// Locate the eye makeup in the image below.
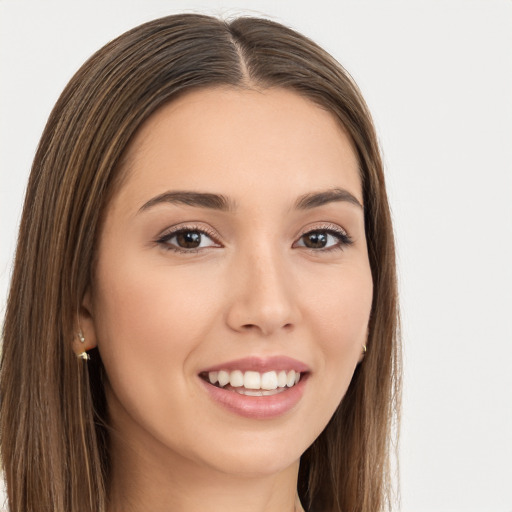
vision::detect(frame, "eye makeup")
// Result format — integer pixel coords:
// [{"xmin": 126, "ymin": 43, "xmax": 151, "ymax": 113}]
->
[
  {"xmin": 294, "ymin": 225, "xmax": 353, "ymax": 252},
  {"xmin": 155, "ymin": 224, "xmax": 222, "ymax": 253},
  {"xmin": 154, "ymin": 221, "xmax": 353, "ymax": 255}
]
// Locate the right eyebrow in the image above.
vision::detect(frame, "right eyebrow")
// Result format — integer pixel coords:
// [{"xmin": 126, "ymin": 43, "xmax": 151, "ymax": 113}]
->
[
  {"xmin": 294, "ymin": 188, "xmax": 363, "ymax": 210},
  {"xmin": 138, "ymin": 191, "xmax": 235, "ymax": 214}
]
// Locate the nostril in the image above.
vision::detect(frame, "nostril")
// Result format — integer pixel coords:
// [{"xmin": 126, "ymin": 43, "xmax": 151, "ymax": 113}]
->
[
  {"xmin": 240, "ymin": 323, "xmax": 259, "ymax": 333},
  {"xmin": 240, "ymin": 322, "xmax": 293, "ymax": 335}
]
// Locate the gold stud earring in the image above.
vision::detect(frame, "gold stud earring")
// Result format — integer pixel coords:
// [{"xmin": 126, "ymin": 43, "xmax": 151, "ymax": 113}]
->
[
  {"xmin": 77, "ymin": 330, "xmax": 89, "ymax": 360},
  {"xmin": 362, "ymin": 344, "xmax": 367, "ymax": 354},
  {"xmin": 78, "ymin": 351, "xmax": 90, "ymax": 361}
]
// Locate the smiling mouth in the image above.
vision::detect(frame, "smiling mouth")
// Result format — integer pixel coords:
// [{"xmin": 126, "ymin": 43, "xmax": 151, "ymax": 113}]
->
[{"xmin": 200, "ymin": 369, "xmax": 303, "ymax": 396}]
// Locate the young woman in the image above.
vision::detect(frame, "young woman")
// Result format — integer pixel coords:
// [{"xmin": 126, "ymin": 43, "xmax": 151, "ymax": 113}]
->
[{"xmin": 0, "ymin": 13, "xmax": 401, "ymax": 512}]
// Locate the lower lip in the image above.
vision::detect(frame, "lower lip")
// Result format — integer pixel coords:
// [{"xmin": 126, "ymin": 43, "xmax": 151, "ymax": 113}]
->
[{"xmin": 200, "ymin": 375, "xmax": 308, "ymax": 419}]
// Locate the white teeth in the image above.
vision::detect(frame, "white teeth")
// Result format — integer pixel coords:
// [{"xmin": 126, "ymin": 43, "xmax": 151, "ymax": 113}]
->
[
  {"xmin": 230, "ymin": 370, "xmax": 244, "ymax": 388},
  {"xmin": 218, "ymin": 370, "xmax": 230, "ymax": 387},
  {"xmin": 244, "ymin": 371, "xmax": 261, "ymax": 390},
  {"xmin": 261, "ymin": 371, "xmax": 278, "ymax": 390},
  {"xmin": 277, "ymin": 370, "xmax": 287, "ymax": 388},
  {"xmin": 206, "ymin": 369, "xmax": 303, "ymax": 391}
]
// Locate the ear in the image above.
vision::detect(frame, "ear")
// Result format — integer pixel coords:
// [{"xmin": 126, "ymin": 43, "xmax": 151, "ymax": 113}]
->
[{"xmin": 72, "ymin": 289, "xmax": 98, "ymax": 356}]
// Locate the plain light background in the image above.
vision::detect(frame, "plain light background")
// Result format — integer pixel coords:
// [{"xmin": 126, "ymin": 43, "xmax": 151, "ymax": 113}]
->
[{"xmin": 1, "ymin": 1, "xmax": 511, "ymax": 511}]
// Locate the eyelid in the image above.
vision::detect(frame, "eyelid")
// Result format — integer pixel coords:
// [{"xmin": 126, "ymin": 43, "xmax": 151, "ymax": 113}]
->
[
  {"xmin": 297, "ymin": 222, "xmax": 351, "ymax": 238},
  {"xmin": 155, "ymin": 223, "xmax": 222, "ymax": 252},
  {"xmin": 293, "ymin": 223, "xmax": 354, "ymax": 250},
  {"xmin": 153, "ymin": 221, "xmax": 353, "ymax": 253},
  {"xmin": 156, "ymin": 223, "xmax": 219, "ymax": 241}
]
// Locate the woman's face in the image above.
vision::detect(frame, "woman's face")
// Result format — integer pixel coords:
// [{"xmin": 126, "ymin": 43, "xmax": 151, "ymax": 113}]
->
[{"xmin": 84, "ymin": 87, "xmax": 373, "ymax": 477}]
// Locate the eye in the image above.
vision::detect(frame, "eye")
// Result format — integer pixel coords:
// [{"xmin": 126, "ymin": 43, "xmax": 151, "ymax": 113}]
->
[
  {"xmin": 294, "ymin": 228, "xmax": 353, "ymax": 251},
  {"xmin": 156, "ymin": 227, "xmax": 220, "ymax": 252}
]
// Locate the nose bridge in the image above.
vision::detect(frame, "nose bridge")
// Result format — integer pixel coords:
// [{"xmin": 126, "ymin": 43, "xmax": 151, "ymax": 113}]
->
[{"xmin": 226, "ymin": 239, "xmax": 298, "ymax": 335}]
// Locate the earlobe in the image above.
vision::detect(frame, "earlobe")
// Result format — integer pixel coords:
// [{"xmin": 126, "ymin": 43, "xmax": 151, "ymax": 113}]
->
[
  {"xmin": 358, "ymin": 328, "xmax": 370, "ymax": 363},
  {"xmin": 72, "ymin": 289, "xmax": 98, "ymax": 357},
  {"xmin": 358, "ymin": 343, "xmax": 367, "ymax": 363}
]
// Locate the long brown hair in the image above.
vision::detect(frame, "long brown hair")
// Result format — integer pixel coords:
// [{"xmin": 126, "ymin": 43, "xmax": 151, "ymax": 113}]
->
[{"xmin": 1, "ymin": 13, "xmax": 401, "ymax": 512}]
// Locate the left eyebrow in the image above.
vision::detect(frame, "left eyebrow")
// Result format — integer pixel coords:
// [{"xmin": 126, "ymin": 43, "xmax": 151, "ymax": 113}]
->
[
  {"xmin": 294, "ymin": 188, "xmax": 363, "ymax": 210},
  {"xmin": 138, "ymin": 191, "xmax": 235, "ymax": 213}
]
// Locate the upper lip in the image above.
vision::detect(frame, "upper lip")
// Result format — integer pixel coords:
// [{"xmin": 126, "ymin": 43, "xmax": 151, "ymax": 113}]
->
[{"xmin": 199, "ymin": 356, "xmax": 310, "ymax": 374}]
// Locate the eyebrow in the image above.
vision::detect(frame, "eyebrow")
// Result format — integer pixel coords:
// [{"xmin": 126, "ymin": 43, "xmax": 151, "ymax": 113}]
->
[
  {"xmin": 294, "ymin": 188, "xmax": 363, "ymax": 210},
  {"xmin": 138, "ymin": 187, "xmax": 363, "ymax": 214},
  {"xmin": 138, "ymin": 191, "xmax": 234, "ymax": 213}
]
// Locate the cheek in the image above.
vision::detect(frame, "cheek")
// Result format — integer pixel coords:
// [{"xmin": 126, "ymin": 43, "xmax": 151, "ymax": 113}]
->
[
  {"xmin": 307, "ymin": 262, "xmax": 372, "ymax": 347},
  {"xmin": 304, "ymin": 263, "xmax": 372, "ymax": 416},
  {"xmin": 95, "ymin": 246, "xmax": 216, "ymax": 336},
  {"xmin": 91, "ymin": 251, "xmax": 219, "ymax": 405}
]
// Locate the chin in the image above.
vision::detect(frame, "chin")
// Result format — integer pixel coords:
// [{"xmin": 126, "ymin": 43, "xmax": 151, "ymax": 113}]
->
[
  {"xmin": 186, "ymin": 426, "xmax": 313, "ymax": 479},
  {"xmin": 208, "ymin": 449, "xmax": 301, "ymax": 479}
]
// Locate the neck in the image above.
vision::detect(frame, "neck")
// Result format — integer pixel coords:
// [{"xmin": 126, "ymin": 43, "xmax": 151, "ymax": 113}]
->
[{"xmin": 108, "ymin": 430, "xmax": 304, "ymax": 512}]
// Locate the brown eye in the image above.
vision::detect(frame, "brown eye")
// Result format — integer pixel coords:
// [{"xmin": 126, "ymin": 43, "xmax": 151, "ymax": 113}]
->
[
  {"xmin": 294, "ymin": 228, "xmax": 353, "ymax": 251},
  {"xmin": 301, "ymin": 231, "xmax": 328, "ymax": 248},
  {"xmin": 157, "ymin": 228, "xmax": 219, "ymax": 252},
  {"xmin": 176, "ymin": 231, "xmax": 202, "ymax": 248}
]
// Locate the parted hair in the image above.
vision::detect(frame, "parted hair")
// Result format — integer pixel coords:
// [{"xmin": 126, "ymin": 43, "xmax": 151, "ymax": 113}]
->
[{"xmin": 0, "ymin": 13, "xmax": 401, "ymax": 512}]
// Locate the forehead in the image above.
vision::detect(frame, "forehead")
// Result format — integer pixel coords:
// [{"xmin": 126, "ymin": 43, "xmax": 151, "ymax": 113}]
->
[{"xmin": 113, "ymin": 86, "xmax": 362, "ymax": 212}]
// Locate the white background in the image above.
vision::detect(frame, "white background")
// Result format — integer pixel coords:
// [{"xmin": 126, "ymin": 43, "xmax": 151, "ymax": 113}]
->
[{"xmin": 1, "ymin": 1, "xmax": 511, "ymax": 511}]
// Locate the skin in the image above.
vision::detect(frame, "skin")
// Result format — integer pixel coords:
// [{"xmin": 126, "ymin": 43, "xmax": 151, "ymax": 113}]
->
[{"xmin": 77, "ymin": 87, "xmax": 373, "ymax": 512}]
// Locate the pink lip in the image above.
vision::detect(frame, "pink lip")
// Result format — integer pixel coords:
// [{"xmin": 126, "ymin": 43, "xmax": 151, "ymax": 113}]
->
[
  {"xmin": 199, "ymin": 373, "xmax": 308, "ymax": 420},
  {"xmin": 200, "ymin": 355, "xmax": 310, "ymax": 373},
  {"xmin": 198, "ymin": 356, "xmax": 310, "ymax": 420}
]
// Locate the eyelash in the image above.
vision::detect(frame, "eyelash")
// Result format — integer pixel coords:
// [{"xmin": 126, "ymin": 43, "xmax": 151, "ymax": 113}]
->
[
  {"xmin": 155, "ymin": 224, "xmax": 220, "ymax": 254},
  {"xmin": 155, "ymin": 224, "xmax": 353, "ymax": 254},
  {"xmin": 294, "ymin": 226, "xmax": 354, "ymax": 253}
]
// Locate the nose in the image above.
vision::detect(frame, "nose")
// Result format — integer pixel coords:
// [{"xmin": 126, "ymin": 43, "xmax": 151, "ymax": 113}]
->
[{"xmin": 225, "ymin": 245, "xmax": 300, "ymax": 336}]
